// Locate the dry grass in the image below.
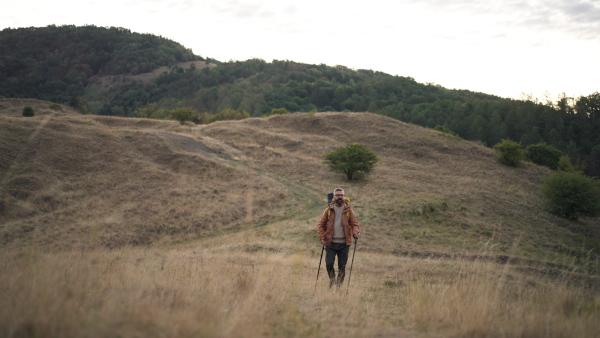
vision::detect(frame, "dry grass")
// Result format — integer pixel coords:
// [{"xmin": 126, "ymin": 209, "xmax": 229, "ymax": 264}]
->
[
  {"xmin": 0, "ymin": 99, "xmax": 294, "ymax": 251},
  {"xmin": 1, "ymin": 244, "xmax": 598, "ymax": 337},
  {"xmin": 1, "ymin": 99, "xmax": 600, "ymax": 336}
]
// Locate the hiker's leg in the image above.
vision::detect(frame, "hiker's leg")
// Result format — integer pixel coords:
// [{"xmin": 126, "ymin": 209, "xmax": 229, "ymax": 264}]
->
[
  {"xmin": 325, "ymin": 245, "xmax": 336, "ymax": 267},
  {"xmin": 336, "ymin": 244, "xmax": 350, "ymax": 284},
  {"xmin": 325, "ymin": 246, "xmax": 336, "ymax": 287}
]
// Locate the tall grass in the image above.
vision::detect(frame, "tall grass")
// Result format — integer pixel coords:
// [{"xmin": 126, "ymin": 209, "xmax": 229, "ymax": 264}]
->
[{"xmin": 1, "ymin": 245, "xmax": 598, "ymax": 337}]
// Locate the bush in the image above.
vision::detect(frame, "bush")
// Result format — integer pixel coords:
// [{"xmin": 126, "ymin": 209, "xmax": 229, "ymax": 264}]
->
[
  {"xmin": 270, "ymin": 108, "xmax": 290, "ymax": 115},
  {"xmin": 22, "ymin": 106, "xmax": 35, "ymax": 117},
  {"xmin": 526, "ymin": 143, "xmax": 563, "ymax": 169},
  {"xmin": 323, "ymin": 143, "xmax": 378, "ymax": 180},
  {"xmin": 48, "ymin": 103, "xmax": 62, "ymax": 111},
  {"xmin": 542, "ymin": 171, "xmax": 600, "ymax": 221},
  {"xmin": 493, "ymin": 139, "xmax": 525, "ymax": 166},
  {"xmin": 169, "ymin": 107, "xmax": 197, "ymax": 124}
]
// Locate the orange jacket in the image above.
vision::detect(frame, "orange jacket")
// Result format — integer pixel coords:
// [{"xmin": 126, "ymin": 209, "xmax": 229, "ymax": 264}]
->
[{"xmin": 317, "ymin": 201, "xmax": 360, "ymax": 246}]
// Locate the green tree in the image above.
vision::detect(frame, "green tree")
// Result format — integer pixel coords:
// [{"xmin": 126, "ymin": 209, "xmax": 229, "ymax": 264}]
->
[
  {"xmin": 323, "ymin": 143, "xmax": 378, "ymax": 180},
  {"xmin": 169, "ymin": 107, "xmax": 196, "ymax": 124},
  {"xmin": 21, "ymin": 106, "xmax": 35, "ymax": 117},
  {"xmin": 557, "ymin": 156, "xmax": 576, "ymax": 173},
  {"xmin": 525, "ymin": 143, "xmax": 563, "ymax": 170},
  {"xmin": 493, "ymin": 139, "xmax": 525, "ymax": 166},
  {"xmin": 521, "ymin": 126, "xmax": 542, "ymax": 146},
  {"xmin": 542, "ymin": 171, "xmax": 600, "ymax": 220}
]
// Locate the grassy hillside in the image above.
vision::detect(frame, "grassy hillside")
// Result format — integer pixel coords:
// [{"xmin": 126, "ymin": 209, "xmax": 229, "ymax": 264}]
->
[
  {"xmin": 1, "ymin": 98, "xmax": 599, "ymax": 337},
  {"xmin": 0, "ymin": 99, "xmax": 294, "ymax": 251}
]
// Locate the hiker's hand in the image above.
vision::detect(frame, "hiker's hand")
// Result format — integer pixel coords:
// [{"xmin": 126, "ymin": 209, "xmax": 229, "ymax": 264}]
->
[
  {"xmin": 353, "ymin": 232, "xmax": 360, "ymax": 239},
  {"xmin": 320, "ymin": 238, "xmax": 326, "ymax": 244}
]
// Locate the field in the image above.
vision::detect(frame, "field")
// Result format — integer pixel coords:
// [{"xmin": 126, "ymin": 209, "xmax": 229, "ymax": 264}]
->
[{"xmin": 1, "ymin": 99, "xmax": 599, "ymax": 337}]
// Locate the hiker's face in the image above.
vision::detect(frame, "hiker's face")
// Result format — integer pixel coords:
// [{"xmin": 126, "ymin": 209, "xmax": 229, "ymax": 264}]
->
[{"xmin": 334, "ymin": 192, "xmax": 344, "ymax": 204}]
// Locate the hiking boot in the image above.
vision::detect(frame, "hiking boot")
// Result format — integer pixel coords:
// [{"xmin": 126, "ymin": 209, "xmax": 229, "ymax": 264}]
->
[
  {"xmin": 337, "ymin": 266, "xmax": 346, "ymax": 286},
  {"xmin": 326, "ymin": 265, "xmax": 336, "ymax": 288}
]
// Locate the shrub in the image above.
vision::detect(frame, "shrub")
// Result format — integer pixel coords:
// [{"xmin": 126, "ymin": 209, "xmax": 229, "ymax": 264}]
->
[
  {"xmin": 22, "ymin": 106, "xmax": 35, "ymax": 117},
  {"xmin": 493, "ymin": 139, "xmax": 525, "ymax": 166},
  {"xmin": 542, "ymin": 171, "xmax": 600, "ymax": 221},
  {"xmin": 48, "ymin": 103, "xmax": 63, "ymax": 111},
  {"xmin": 323, "ymin": 143, "xmax": 378, "ymax": 180},
  {"xmin": 526, "ymin": 143, "xmax": 563, "ymax": 169},
  {"xmin": 270, "ymin": 108, "xmax": 290, "ymax": 115},
  {"xmin": 169, "ymin": 107, "xmax": 197, "ymax": 124}
]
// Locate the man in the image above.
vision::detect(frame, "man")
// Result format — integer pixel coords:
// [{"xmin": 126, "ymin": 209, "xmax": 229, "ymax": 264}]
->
[{"xmin": 317, "ymin": 188, "xmax": 360, "ymax": 287}]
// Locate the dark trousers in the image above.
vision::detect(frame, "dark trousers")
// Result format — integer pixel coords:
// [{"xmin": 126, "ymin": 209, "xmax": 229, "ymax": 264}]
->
[{"xmin": 325, "ymin": 243, "xmax": 350, "ymax": 286}]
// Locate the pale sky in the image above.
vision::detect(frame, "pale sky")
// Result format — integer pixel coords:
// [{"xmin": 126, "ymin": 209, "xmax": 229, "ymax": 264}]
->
[{"xmin": 1, "ymin": 0, "xmax": 599, "ymax": 101}]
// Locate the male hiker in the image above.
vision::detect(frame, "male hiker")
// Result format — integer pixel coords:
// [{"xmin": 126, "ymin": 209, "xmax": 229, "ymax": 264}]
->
[{"xmin": 317, "ymin": 188, "xmax": 360, "ymax": 287}]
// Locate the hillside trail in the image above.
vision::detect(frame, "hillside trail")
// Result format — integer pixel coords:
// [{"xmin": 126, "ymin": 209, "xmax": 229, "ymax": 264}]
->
[{"xmin": 0, "ymin": 111, "xmax": 57, "ymax": 193}]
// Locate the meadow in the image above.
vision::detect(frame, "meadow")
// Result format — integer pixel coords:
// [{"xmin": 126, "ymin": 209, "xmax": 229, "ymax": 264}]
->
[
  {"xmin": 1, "ymin": 99, "xmax": 599, "ymax": 337},
  {"xmin": 2, "ymin": 241, "xmax": 599, "ymax": 337}
]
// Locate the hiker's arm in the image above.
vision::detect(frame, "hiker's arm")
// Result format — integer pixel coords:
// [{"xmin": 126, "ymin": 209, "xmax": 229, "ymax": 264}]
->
[{"xmin": 316, "ymin": 210, "xmax": 328, "ymax": 241}]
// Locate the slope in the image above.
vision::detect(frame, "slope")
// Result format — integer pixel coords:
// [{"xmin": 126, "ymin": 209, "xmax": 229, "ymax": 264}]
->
[
  {"xmin": 201, "ymin": 112, "xmax": 599, "ymax": 267},
  {"xmin": 1, "ymin": 99, "xmax": 597, "ymax": 269},
  {"xmin": 0, "ymin": 99, "xmax": 296, "ymax": 251}
]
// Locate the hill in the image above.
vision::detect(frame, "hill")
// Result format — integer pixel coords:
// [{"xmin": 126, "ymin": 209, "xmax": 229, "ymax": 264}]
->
[
  {"xmin": 0, "ymin": 25, "xmax": 203, "ymax": 104},
  {"xmin": 2, "ymin": 25, "xmax": 599, "ymax": 176},
  {"xmin": 2, "ymin": 98, "xmax": 598, "ymax": 264},
  {"xmin": 1, "ymin": 98, "xmax": 599, "ymax": 337}
]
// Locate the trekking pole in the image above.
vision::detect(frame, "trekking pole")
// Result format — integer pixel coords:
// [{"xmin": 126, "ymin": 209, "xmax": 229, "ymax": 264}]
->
[
  {"xmin": 346, "ymin": 238, "xmax": 358, "ymax": 292},
  {"xmin": 315, "ymin": 245, "xmax": 325, "ymax": 289}
]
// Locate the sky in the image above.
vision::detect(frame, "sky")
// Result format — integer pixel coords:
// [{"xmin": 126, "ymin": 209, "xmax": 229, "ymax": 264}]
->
[{"xmin": 1, "ymin": 0, "xmax": 599, "ymax": 101}]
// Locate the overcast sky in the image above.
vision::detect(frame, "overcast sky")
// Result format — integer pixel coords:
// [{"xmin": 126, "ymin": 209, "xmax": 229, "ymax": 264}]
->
[{"xmin": 1, "ymin": 0, "xmax": 599, "ymax": 101}]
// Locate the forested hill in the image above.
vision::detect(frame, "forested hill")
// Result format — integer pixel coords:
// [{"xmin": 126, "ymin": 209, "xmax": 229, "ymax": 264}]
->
[
  {"xmin": 0, "ymin": 25, "xmax": 202, "ymax": 103},
  {"xmin": 1, "ymin": 25, "xmax": 599, "ymax": 175}
]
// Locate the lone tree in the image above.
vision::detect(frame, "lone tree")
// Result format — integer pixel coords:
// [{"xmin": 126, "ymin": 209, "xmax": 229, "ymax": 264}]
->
[
  {"xmin": 323, "ymin": 142, "xmax": 378, "ymax": 180},
  {"xmin": 22, "ymin": 106, "xmax": 35, "ymax": 117}
]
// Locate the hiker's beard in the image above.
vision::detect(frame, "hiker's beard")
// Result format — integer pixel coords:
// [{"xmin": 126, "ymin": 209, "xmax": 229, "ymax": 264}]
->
[{"xmin": 335, "ymin": 198, "xmax": 344, "ymax": 206}]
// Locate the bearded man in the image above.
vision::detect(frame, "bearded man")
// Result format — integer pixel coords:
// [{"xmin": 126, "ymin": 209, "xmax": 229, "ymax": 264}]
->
[{"xmin": 317, "ymin": 188, "xmax": 361, "ymax": 287}]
